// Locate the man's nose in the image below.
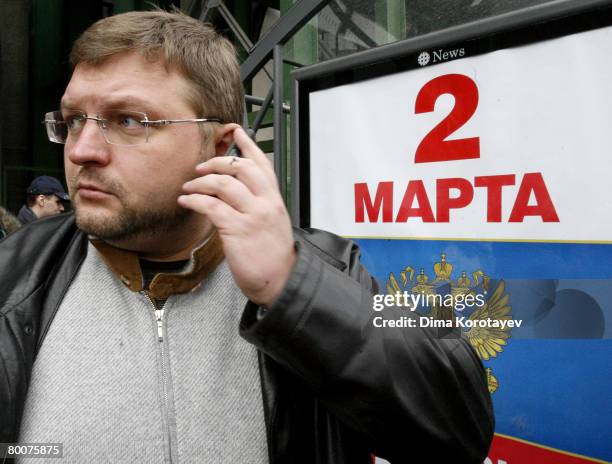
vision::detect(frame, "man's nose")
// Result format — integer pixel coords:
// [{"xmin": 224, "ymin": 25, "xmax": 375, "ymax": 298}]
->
[{"xmin": 66, "ymin": 120, "xmax": 111, "ymax": 166}]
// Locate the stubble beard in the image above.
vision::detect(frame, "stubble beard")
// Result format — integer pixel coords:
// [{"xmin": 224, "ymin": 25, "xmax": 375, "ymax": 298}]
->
[
  {"xmin": 74, "ymin": 197, "xmax": 190, "ymax": 243},
  {"xmin": 70, "ymin": 172, "xmax": 190, "ymax": 243}
]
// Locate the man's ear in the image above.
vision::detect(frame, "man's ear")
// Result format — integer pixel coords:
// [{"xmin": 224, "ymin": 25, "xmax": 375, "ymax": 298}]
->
[
  {"xmin": 36, "ymin": 195, "xmax": 46, "ymax": 207},
  {"xmin": 213, "ymin": 123, "xmax": 241, "ymax": 157}
]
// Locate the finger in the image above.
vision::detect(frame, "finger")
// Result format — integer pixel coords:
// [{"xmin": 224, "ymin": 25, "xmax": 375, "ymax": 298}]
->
[
  {"xmin": 233, "ymin": 128, "xmax": 278, "ymax": 185},
  {"xmin": 177, "ymin": 193, "xmax": 239, "ymax": 229},
  {"xmin": 182, "ymin": 174, "xmax": 252, "ymax": 213},
  {"xmin": 195, "ymin": 156, "xmax": 274, "ymax": 197}
]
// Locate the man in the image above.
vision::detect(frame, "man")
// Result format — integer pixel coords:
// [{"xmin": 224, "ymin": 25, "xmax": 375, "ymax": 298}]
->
[
  {"xmin": 0, "ymin": 10, "xmax": 493, "ymax": 463},
  {"xmin": 17, "ymin": 175, "xmax": 69, "ymax": 224}
]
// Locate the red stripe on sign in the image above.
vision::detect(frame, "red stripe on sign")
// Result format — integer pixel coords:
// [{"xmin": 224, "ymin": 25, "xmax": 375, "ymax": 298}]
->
[{"xmin": 488, "ymin": 434, "xmax": 610, "ymax": 464}]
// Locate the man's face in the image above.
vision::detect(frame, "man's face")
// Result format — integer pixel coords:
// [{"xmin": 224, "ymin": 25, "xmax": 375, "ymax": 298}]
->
[
  {"xmin": 38, "ymin": 194, "xmax": 64, "ymax": 218},
  {"xmin": 62, "ymin": 52, "xmax": 210, "ymax": 243}
]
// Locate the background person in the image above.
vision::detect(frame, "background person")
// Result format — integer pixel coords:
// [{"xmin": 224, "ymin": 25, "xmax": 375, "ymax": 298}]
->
[
  {"xmin": 17, "ymin": 175, "xmax": 70, "ymax": 224},
  {"xmin": 0, "ymin": 206, "xmax": 21, "ymax": 239}
]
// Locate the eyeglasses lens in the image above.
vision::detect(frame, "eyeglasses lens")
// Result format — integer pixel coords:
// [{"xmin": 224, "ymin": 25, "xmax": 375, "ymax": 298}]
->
[{"xmin": 44, "ymin": 110, "xmax": 149, "ymax": 146}]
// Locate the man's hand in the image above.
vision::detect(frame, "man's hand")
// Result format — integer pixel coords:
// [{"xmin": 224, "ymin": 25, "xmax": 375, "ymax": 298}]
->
[{"xmin": 178, "ymin": 127, "xmax": 296, "ymax": 306}]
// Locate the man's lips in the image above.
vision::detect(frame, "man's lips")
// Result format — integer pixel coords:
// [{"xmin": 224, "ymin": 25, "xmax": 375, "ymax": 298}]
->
[{"xmin": 76, "ymin": 182, "xmax": 113, "ymax": 200}]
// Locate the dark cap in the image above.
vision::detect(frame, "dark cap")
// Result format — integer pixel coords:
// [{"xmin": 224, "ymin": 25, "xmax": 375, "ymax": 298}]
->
[{"xmin": 27, "ymin": 176, "xmax": 70, "ymax": 201}]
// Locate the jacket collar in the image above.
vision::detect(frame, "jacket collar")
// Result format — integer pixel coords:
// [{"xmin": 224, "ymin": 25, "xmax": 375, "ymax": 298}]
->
[
  {"xmin": 90, "ymin": 231, "xmax": 224, "ymax": 300},
  {"xmin": 17, "ymin": 205, "xmax": 38, "ymax": 224}
]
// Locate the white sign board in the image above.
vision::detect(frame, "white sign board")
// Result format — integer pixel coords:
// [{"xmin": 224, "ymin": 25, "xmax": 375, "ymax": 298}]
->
[{"xmin": 309, "ymin": 25, "xmax": 612, "ymax": 243}]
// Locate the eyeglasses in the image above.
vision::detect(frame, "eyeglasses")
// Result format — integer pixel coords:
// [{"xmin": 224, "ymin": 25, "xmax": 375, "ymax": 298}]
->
[{"xmin": 43, "ymin": 109, "xmax": 223, "ymax": 146}]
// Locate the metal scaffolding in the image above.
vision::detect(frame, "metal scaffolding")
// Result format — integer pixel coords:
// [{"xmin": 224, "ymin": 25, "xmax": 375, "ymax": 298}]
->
[{"xmin": 197, "ymin": 0, "xmax": 330, "ymax": 200}]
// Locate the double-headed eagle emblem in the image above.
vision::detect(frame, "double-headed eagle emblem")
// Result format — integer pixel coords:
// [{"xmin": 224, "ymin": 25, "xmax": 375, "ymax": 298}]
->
[{"xmin": 386, "ymin": 253, "xmax": 512, "ymax": 393}]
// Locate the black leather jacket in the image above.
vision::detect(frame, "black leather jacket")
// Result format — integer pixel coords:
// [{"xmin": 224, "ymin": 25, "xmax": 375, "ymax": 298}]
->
[{"xmin": 0, "ymin": 213, "xmax": 494, "ymax": 463}]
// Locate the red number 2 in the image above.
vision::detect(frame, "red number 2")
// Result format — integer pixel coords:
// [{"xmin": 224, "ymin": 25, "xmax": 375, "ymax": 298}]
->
[{"xmin": 414, "ymin": 74, "xmax": 480, "ymax": 163}]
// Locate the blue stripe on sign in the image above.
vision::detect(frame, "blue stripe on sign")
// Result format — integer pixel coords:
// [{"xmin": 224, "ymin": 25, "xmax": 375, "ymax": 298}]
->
[
  {"xmin": 353, "ymin": 238, "xmax": 612, "ymax": 461},
  {"xmin": 354, "ymin": 239, "xmax": 612, "ymax": 339},
  {"xmin": 490, "ymin": 340, "xmax": 612, "ymax": 462},
  {"xmin": 353, "ymin": 239, "xmax": 612, "ymax": 280}
]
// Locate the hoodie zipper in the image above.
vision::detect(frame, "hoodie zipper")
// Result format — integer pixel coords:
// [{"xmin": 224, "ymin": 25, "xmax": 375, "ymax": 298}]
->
[{"xmin": 142, "ymin": 291, "xmax": 174, "ymax": 463}]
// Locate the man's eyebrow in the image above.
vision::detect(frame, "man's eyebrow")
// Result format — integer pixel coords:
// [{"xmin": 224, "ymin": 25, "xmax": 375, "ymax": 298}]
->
[
  {"xmin": 60, "ymin": 96, "xmax": 162, "ymax": 114},
  {"xmin": 100, "ymin": 96, "xmax": 161, "ymax": 112}
]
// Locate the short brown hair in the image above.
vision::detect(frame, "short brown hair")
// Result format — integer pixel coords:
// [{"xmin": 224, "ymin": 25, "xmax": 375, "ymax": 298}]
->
[{"xmin": 70, "ymin": 10, "xmax": 243, "ymax": 125}]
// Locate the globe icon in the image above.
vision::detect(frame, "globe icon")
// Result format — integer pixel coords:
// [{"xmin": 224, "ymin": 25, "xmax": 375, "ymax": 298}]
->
[{"xmin": 417, "ymin": 52, "xmax": 430, "ymax": 66}]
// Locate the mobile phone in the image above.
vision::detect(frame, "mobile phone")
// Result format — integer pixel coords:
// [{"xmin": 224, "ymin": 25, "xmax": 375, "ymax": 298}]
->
[{"xmin": 224, "ymin": 128, "xmax": 255, "ymax": 158}]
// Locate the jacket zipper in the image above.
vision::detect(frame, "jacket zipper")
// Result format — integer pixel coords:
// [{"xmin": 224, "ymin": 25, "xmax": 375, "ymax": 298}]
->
[
  {"xmin": 142, "ymin": 291, "xmax": 173, "ymax": 463},
  {"xmin": 150, "ymin": 297, "xmax": 164, "ymax": 342}
]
